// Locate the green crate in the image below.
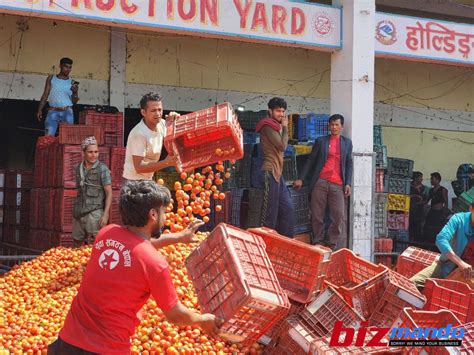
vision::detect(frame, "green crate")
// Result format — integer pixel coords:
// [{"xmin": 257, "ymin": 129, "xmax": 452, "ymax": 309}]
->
[{"xmin": 453, "ymin": 188, "xmax": 474, "ymax": 213}]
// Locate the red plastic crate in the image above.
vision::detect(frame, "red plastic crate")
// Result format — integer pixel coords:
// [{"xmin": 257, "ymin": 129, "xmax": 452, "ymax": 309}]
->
[
  {"xmin": 45, "ymin": 189, "xmax": 55, "ymax": 230},
  {"xmin": 387, "ymin": 211, "xmax": 409, "ymax": 230},
  {"xmin": 310, "ymin": 333, "xmax": 402, "ymax": 354},
  {"xmin": 423, "ymin": 278, "xmax": 474, "ymax": 323},
  {"xmin": 300, "ymin": 287, "xmax": 365, "ymax": 338},
  {"xmin": 110, "ymin": 147, "xmax": 126, "ymax": 188},
  {"xmin": 165, "ymin": 103, "xmax": 244, "ymax": 172},
  {"xmin": 58, "ymin": 124, "xmax": 104, "ymax": 145},
  {"xmin": 393, "ymin": 308, "xmax": 461, "ymax": 339},
  {"xmin": 375, "ymin": 169, "xmax": 384, "ymax": 193},
  {"xmin": 78, "ymin": 111, "xmax": 124, "ymax": 132},
  {"xmin": 375, "ymin": 255, "xmax": 392, "ymax": 269},
  {"xmin": 4, "ymin": 207, "xmax": 29, "ymax": 226},
  {"xmin": 5, "ymin": 170, "xmax": 33, "ymax": 189},
  {"xmin": 47, "ymin": 143, "xmax": 58, "ymax": 187},
  {"xmin": 30, "ymin": 229, "xmax": 51, "ymax": 251},
  {"xmin": 29, "ymin": 189, "xmax": 39, "ymax": 229},
  {"xmin": 396, "ymin": 247, "xmax": 440, "ymax": 279},
  {"xmin": 248, "ymin": 227, "xmax": 332, "ymax": 304},
  {"xmin": 266, "ymin": 316, "xmax": 320, "ymax": 355},
  {"xmin": 4, "ymin": 189, "xmax": 30, "ymax": 209},
  {"xmin": 369, "ymin": 270, "xmax": 426, "ymax": 328},
  {"xmin": 56, "ymin": 145, "xmax": 111, "ymax": 188},
  {"xmin": 374, "ymin": 237, "xmax": 393, "ymax": 253},
  {"xmin": 185, "ymin": 223, "xmax": 290, "ymax": 344},
  {"xmin": 324, "ymin": 248, "xmax": 389, "ymax": 319},
  {"xmin": 453, "ymin": 322, "xmax": 474, "ymax": 354},
  {"xmin": 3, "ymin": 225, "xmax": 30, "ymax": 247},
  {"xmin": 33, "ymin": 147, "xmax": 45, "ymax": 188},
  {"xmin": 109, "ymin": 189, "xmax": 123, "ymax": 226},
  {"xmin": 104, "ymin": 132, "xmax": 124, "ymax": 147},
  {"xmin": 259, "ymin": 300, "xmax": 305, "ymax": 346},
  {"xmin": 55, "ymin": 189, "xmax": 77, "ymax": 233},
  {"xmin": 50, "ymin": 232, "xmax": 74, "ymax": 248}
]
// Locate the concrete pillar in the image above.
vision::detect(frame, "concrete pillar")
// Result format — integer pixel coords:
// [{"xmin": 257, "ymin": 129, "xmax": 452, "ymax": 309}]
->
[
  {"xmin": 110, "ymin": 30, "xmax": 126, "ymax": 112},
  {"xmin": 331, "ymin": 0, "xmax": 376, "ymax": 260}
]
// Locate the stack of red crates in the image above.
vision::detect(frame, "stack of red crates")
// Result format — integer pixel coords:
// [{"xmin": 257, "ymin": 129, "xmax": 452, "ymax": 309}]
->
[
  {"xmin": 2, "ymin": 170, "xmax": 33, "ymax": 248},
  {"xmin": 29, "ymin": 111, "xmax": 125, "ymax": 250}
]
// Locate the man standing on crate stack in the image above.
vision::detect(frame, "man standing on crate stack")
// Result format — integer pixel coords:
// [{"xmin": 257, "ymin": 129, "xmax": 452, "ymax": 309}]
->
[
  {"xmin": 410, "ymin": 201, "xmax": 474, "ymax": 288},
  {"xmin": 123, "ymin": 92, "xmax": 180, "ymax": 183},
  {"xmin": 293, "ymin": 114, "xmax": 353, "ymax": 250},
  {"xmin": 36, "ymin": 57, "xmax": 79, "ymax": 136},
  {"xmin": 72, "ymin": 136, "xmax": 112, "ymax": 247},
  {"xmin": 255, "ymin": 97, "xmax": 295, "ymax": 237}
]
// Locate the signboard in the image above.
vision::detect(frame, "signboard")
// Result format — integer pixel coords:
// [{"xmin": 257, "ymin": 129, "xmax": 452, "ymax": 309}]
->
[
  {"xmin": 0, "ymin": 0, "xmax": 342, "ymax": 50},
  {"xmin": 375, "ymin": 12, "xmax": 473, "ymax": 66},
  {"xmin": 0, "ymin": 1, "xmax": 472, "ymax": 66}
]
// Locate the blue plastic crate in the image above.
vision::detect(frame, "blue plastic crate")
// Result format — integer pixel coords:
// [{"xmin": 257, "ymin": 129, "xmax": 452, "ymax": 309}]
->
[
  {"xmin": 387, "ymin": 157, "xmax": 414, "ymax": 178},
  {"xmin": 229, "ymin": 188, "xmax": 245, "ymax": 227},
  {"xmin": 234, "ymin": 144, "xmax": 255, "ymax": 188},
  {"xmin": 374, "ymin": 145, "xmax": 388, "ymax": 169},
  {"xmin": 388, "ymin": 230, "xmax": 409, "ymax": 253},
  {"xmin": 295, "ymin": 113, "xmax": 329, "ymax": 141},
  {"xmin": 237, "ymin": 110, "xmax": 267, "ymax": 131},
  {"xmin": 246, "ymin": 188, "xmax": 264, "ymax": 228},
  {"xmin": 243, "ymin": 131, "xmax": 260, "ymax": 144},
  {"xmin": 374, "ymin": 193, "xmax": 388, "ymax": 237},
  {"xmin": 284, "ymin": 145, "xmax": 295, "ymax": 157},
  {"xmin": 221, "ymin": 161, "xmax": 238, "ymax": 190},
  {"xmin": 289, "ymin": 186, "xmax": 310, "ymax": 233},
  {"xmin": 384, "ymin": 176, "xmax": 411, "ymax": 194},
  {"xmin": 283, "ymin": 154, "xmax": 298, "ymax": 183},
  {"xmin": 456, "ymin": 163, "xmax": 473, "ymax": 181},
  {"xmin": 373, "ymin": 125, "xmax": 383, "ymax": 146}
]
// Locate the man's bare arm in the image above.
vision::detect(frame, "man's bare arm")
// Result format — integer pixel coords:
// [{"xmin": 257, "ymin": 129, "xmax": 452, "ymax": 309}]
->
[{"xmin": 37, "ymin": 75, "xmax": 52, "ymax": 121}]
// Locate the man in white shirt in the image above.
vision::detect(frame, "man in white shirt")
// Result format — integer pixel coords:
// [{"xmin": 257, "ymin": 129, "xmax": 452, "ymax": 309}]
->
[{"xmin": 123, "ymin": 92, "xmax": 178, "ymax": 182}]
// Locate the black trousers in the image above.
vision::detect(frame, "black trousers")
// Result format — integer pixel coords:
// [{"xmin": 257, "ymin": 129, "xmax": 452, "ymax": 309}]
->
[{"xmin": 47, "ymin": 337, "xmax": 98, "ymax": 355}]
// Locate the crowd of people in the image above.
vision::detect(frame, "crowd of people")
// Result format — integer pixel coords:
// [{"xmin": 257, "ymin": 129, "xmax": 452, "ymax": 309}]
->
[
  {"xmin": 410, "ymin": 168, "xmax": 474, "ymax": 247},
  {"xmin": 34, "ymin": 57, "xmax": 472, "ymax": 353}
]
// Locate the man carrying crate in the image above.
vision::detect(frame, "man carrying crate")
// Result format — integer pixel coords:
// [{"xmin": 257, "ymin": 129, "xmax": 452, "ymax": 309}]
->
[
  {"xmin": 123, "ymin": 92, "xmax": 179, "ymax": 182},
  {"xmin": 72, "ymin": 136, "xmax": 113, "ymax": 247},
  {"xmin": 410, "ymin": 201, "xmax": 474, "ymax": 288},
  {"xmin": 49, "ymin": 181, "xmax": 221, "ymax": 354},
  {"xmin": 255, "ymin": 97, "xmax": 295, "ymax": 237}
]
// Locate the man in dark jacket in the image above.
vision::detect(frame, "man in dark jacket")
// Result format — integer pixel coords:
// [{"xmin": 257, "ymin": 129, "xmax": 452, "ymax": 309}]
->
[{"xmin": 293, "ymin": 114, "xmax": 353, "ymax": 249}]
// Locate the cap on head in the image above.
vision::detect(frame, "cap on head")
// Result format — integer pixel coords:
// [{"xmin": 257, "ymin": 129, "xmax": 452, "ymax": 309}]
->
[{"xmin": 81, "ymin": 136, "xmax": 98, "ymax": 151}]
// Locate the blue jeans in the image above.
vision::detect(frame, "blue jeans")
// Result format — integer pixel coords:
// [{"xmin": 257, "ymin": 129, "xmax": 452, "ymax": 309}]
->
[
  {"xmin": 260, "ymin": 171, "xmax": 295, "ymax": 237},
  {"xmin": 45, "ymin": 108, "xmax": 74, "ymax": 136}
]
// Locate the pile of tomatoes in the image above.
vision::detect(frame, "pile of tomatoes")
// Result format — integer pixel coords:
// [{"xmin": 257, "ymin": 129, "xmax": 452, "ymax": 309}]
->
[{"xmin": 1, "ymin": 163, "xmax": 263, "ymax": 354}]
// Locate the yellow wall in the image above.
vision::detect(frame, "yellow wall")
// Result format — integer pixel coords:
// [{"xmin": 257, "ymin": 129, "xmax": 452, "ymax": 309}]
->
[
  {"xmin": 383, "ymin": 127, "xmax": 474, "ymax": 180},
  {"xmin": 375, "ymin": 58, "xmax": 473, "ymax": 112},
  {"xmin": 0, "ymin": 15, "xmax": 110, "ymax": 80},
  {"xmin": 1, "ymin": 14, "xmax": 472, "ymax": 112},
  {"xmin": 125, "ymin": 33, "xmax": 332, "ymax": 98},
  {"xmin": 124, "ymin": 33, "xmax": 473, "ymax": 112}
]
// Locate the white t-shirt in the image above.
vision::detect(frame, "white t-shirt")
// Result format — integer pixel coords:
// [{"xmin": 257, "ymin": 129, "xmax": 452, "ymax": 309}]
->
[{"xmin": 123, "ymin": 119, "xmax": 167, "ymax": 181}]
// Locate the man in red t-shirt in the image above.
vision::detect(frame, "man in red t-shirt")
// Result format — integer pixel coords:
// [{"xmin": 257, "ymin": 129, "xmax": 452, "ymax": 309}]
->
[
  {"xmin": 48, "ymin": 180, "xmax": 221, "ymax": 354},
  {"xmin": 293, "ymin": 114, "xmax": 353, "ymax": 250}
]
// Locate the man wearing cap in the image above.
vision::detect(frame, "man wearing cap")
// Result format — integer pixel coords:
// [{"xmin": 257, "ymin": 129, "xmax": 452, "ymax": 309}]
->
[{"xmin": 72, "ymin": 136, "xmax": 112, "ymax": 247}]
